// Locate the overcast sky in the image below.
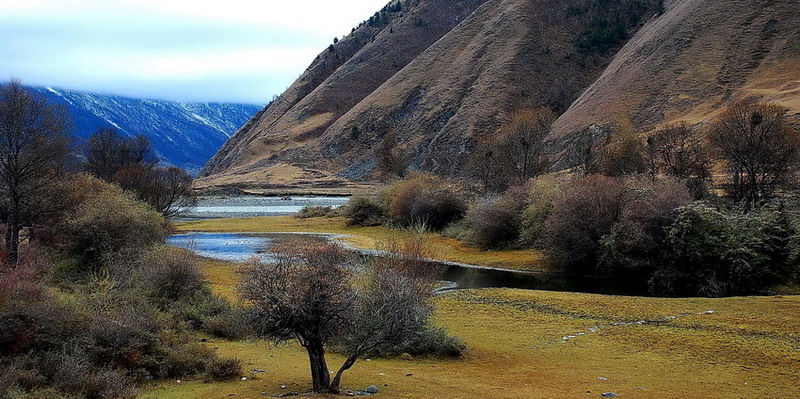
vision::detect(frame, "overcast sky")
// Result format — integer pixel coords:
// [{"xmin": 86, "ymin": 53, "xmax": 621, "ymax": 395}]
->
[{"xmin": 0, "ymin": 0, "xmax": 389, "ymax": 104}]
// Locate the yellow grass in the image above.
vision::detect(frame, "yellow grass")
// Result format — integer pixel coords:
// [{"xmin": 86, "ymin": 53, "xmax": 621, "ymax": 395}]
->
[
  {"xmin": 176, "ymin": 216, "xmax": 545, "ymax": 272},
  {"xmin": 143, "ymin": 257, "xmax": 800, "ymax": 399}
]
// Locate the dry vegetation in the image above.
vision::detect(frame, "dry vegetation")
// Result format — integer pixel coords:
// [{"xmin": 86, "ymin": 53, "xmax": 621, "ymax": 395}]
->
[{"xmin": 145, "ymin": 260, "xmax": 800, "ymax": 399}]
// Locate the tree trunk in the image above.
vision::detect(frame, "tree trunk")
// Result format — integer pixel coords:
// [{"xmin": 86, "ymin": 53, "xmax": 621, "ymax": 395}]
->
[
  {"xmin": 6, "ymin": 195, "xmax": 20, "ymax": 265},
  {"xmin": 330, "ymin": 353, "xmax": 359, "ymax": 393},
  {"xmin": 304, "ymin": 340, "xmax": 331, "ymax": 393},
  {"xmin": 8, "ymin": 220, "xmax": 19, "ymax": 265}
]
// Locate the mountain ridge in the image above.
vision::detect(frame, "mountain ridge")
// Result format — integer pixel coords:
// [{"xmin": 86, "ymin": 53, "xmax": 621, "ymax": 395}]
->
[
  {"xmin": 29, "ymin": 86, "xmax": 262, "ymax": 174},
  {"xmin": 199, "ymin": 0, "xmax": 800, "ymax": 191}
]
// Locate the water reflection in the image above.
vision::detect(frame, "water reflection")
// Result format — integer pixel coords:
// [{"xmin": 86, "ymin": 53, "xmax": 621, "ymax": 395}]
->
[{"xmin": 168, "ymin": 232, "xmax": 644, "ymax": 296}]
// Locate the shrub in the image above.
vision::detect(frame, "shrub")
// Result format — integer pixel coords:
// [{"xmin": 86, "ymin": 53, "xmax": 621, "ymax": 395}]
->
[
  {"xmin": 520, "ymin": 176, "xmax": 563, "ymax": 247},
  {"xmin": 203, "ymin": 357, "xmax": 243, "ymax": 382},
  {"xmin": 599, "ymin": 116, "xmax": 646, "ymax": 176},
  {"xmin": 294, "ymin": 205, "xmax": 334, "ymax": 218},
  {"xmin": 401, "ymin": 325, "xmax": 465, "ymax": 358},
  {"xmin": 464, "ymin": 188, "xmax": 527, "ymax": 250},
  {"xmin": 651, "ymin": 202, "xmax": 795, "ymax": 296},
  {"xmin": 383, "ymin": 174, "xmax": 466, "ymax": 230},
  {"xmin": 65, "ymin": 177, "xmax": 166, "ymax": 269},
  {"xmin": 599, "ymin": 177, "xmax": 692, "ymax": 278},
  {"xmin": 140, "ymin": 247, "xmax": 203, "ymax": 303},
  {"xmin": 545, "ymin": 175, "xmax": 627, "ymax": 274},
  {"xmin": 343, "ymin": 195, "xmax": 385, "ymax": 226}
]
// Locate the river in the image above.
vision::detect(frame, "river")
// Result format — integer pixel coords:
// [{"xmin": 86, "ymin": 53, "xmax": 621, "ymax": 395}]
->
[{"xmin": 167, "ymin": 231, "xmax": 644, "ymax": 295}]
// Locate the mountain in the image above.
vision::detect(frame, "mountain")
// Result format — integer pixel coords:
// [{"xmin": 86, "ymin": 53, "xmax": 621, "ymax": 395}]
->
[
  {"xmin": 29, "ymin": 86, "xmax": 262, "ymax": 174},
  {"xmin": 199, "ymin": 0, "xmax": 800, "ymax": 191},
  {"xmin": 547, "ymin": 0, "xmax": 800, "ymax": 162}
]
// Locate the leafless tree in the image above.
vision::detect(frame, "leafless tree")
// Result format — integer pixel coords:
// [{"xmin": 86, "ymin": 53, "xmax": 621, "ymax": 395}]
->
[
  {"xmin": 0, "ymin": 79, "xmax": 71, "ymax": 264},
  {"xmin": 467, "ymin": 108, "xmax": 555, "ymax": 190},
  {"xmin": 376, "ymin": 131, "xmax": 408, "ymax": 178},
  {"xmin": 496, "ymin": 108, "xmax": 556, "ymax": 185},
  {"xmin": 85, "ymin": 128, "xmax": 156, "ymax": 181},
  {"xmin": 707, "ymin": 100, "xmax": 800, "ymax": 210},
  {"xmin": 239, "ymin": 238, "xmax": 445, "ymax": 393},
  {"xmin": 646, "ymin": 122, "xmax": 711, "ymax": 198},
  {"xmin": 86, "ymin": 128, "xmax": 194, "ymax": 218},
  {"xmin": 466, "ymin": 139, "xmax": 504, "ymax": 193},
  {"xmin": 114, "ymin": 164, "xmax": 196, "ymax": 218}
]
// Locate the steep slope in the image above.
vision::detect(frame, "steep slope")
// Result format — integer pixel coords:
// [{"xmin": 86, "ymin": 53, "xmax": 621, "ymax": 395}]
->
[
  {"xmin": 202, "ymin": 0, "xmax": 487, "ymax": 183},
  {"xmin": 548, "ymin": 0, "xmax": 800, "ymax": 161},
  {"xmin": 31, "ymin": 86, "xmax": 261, "ymax": 173},
  {"xmin": 200, "ymin": 0, "xmax": 662, "ymax": 190}
]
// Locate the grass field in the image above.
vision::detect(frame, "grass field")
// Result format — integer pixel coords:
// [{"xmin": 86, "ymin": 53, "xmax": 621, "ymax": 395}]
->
[
  {"xmin": 165, "ymin": 216, "xmax": 800, "ymax": 398},
  {"xmin": 142, "ymin": 255, "xmax": 800, "ymax": 399},
  {"xmin": 176, "ymin": 216, "xmax": 545, "ymax": 272}
]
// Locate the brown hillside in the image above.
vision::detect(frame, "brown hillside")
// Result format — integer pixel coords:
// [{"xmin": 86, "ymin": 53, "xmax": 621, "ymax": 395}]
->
[
  {"xmin": 548, "ymin": 0, "xmax": 800, "ymax": 164},
  {"xmin": 204, "ymin": 0, "xmax": 800, "ymax": 190},
  {"xmin": 200, "ymin": 0, "xmax": 486, "ymax": 185},
  {"xmin": 198, "ymin": 0, "xmax": 662, "ymax": 190}
]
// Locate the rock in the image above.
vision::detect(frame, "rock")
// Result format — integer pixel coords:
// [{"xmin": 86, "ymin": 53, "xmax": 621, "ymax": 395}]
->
[
  {"xmin": 601, "ymin": 393, "xmax": 618, "ymax": 397},
  {"xmin": 366, "ymin": 385, "xmax": 379, "ymax": 394},
  {"xmin": 280, "ymin": 385, "xmax": 287, "ymax": 389},
  {"xmin": 399, "ymin": 353, "xmax": 414, "ymax": 360}
]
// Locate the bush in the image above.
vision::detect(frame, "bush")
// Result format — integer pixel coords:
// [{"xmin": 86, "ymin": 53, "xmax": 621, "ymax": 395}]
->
[
  {"xmin": 599, "ymin": 177, "xmax": 692, "ymax": 278},
  {"xmin": 294, "ymin": 205, "xmax": 334, "ymax": 218},
  {"xmin": 520, "ymin": 176, "xmax": 563, "ymax": 247},
  {"xmin": 402, "ymin": 325, "xmax": 465, "ymax": 358},
  {"xmin": 651, "ymin": 202, "xmax": 795, "ymax": 296},
  {"xmin": 65, "ymin": 177, "xmax": 166, "ymax": 269},
  {"xmin": 464, "ymin": 188, "xmax": 527, "ymax": 250},
  {"xmin": 545, "ymin": 175, "xmax": 627, "ymax": 274},
  {"xmin": 140, "ymin": 247, "xmax": 203, "ymax": 303},
  {"xmin": 343, "ymin": 195, "xmax": 386, "ymax": 226},
  {"xmin": 383, "ymin": 174, "xmax": 466, "ymax": 230},
  {"xmin": 203, "ymin": 357, "xmax": 242, "ymax": 382}
]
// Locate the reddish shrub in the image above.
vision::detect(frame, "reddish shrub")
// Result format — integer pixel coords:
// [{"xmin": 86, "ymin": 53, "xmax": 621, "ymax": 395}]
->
[{"xmin": 545, "ymin": 175, "xmax": 627, "ymax": 274}]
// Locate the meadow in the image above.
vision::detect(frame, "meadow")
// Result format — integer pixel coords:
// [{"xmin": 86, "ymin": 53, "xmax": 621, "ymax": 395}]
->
[{"xmin": 148, "ymin": 217, "xmax": 800, "ymax": 398}]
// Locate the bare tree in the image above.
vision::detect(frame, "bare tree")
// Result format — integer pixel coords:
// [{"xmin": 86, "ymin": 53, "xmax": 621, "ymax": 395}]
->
[
  {"xmin": 466, "ymin": 139, "xmax": 504, "ymax": 193},
  {"xmin": 86, "ymin": 128, "xmax": 194, "ymax": 218},
  {"xmin": 646, "ymin": 122, "xmax": 711, "ymax": 198},
  {"xmin": 239, "ymin": 238, "xmax": 448, "ymax": 393},
  {"xmin": 85, "ymin": 128, "xmax": 156, "ymax": 180},
  {"xmin": 708, "ymin": 100, "xmax": 800, "ymax": 210},
  {"xmin": 496, "ymin": 108, "xmax": 556, "ymax": 185},
  {"xmin": 467, "ymin": 108, "xmax": 555, "ymax": 190},
  {"xmin": 114, "ymin": 165, "xmax": 196, "ymax": 218},
  {"xmin": 376, "ymin": 131, "xmax": 408, "ymax": 178},
  {"xmin": 0, "ymin": 80, "xmax": 71, "ymax": 264}
]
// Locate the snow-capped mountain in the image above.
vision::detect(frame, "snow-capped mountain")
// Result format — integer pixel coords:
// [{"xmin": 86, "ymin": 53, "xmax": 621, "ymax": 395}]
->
[{"xmin": 28, "ymin": 86, "xmax": 263, "ymax": 174}]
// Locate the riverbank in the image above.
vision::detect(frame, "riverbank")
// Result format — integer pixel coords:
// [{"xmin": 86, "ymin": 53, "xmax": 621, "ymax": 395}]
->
[
  {"xmin": 144, "ymin": 256, "xmax": 800, "ymax": 399},
  {"xmin": 175, "ymin": 216, "xmax": 546, "ymax": 272}
]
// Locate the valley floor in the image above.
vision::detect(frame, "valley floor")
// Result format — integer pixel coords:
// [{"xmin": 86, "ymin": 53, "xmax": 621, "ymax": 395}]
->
[{"xmin": 155, "ymin": 217, "xmax": 800, "ymax": 398}]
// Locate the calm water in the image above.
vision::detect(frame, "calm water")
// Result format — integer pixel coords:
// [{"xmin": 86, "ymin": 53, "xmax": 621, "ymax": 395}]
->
[
  {"xmin": 168, "ymin": 232, "xmax": 641, "ymax": 295},
  {"xmin": 179, "ymin": 196, "xmax": 350, "ymax": 220}
]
